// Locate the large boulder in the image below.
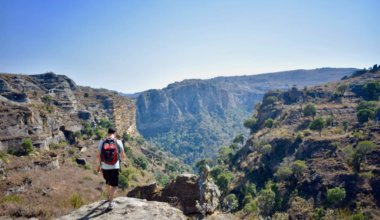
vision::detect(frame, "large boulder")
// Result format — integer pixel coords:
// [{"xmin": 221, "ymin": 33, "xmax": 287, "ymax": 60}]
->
[
  {"xmin": 128, "ymin": 173, "xmax": 221, "ymax": 215},
  {"xmin": 57, "ymin": 197, "xmax": 188, "ymax": 220}
]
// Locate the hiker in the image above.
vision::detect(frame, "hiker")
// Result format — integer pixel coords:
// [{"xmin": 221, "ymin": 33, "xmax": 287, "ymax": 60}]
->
[{"xmin": 96, "ymin": 127, "xmax": 125, "ymax": 210}]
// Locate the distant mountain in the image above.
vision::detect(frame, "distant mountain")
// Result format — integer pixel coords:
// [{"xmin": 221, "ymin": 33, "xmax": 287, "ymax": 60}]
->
[{"xmin": 135, "ymin": 68, "xmax": 357, "ymax": 164}]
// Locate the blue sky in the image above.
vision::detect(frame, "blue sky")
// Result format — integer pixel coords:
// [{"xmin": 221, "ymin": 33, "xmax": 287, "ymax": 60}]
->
[{"xmin": 1, "ymin": 0, "xmax": 379, "ymax": 93}]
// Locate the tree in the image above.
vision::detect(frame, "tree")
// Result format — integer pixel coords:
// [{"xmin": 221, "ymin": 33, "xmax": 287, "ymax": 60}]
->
[
  {"xmin": 309, "ymin": 118, "xmax": 325, "ymax": 136},
  {"xmin": 264, "ymin": 118, "xmax": 274, "ymax": 129},
  {"xmin": 232, "ymin": 134, "xmax": 244, "ymax": 144},
  {"xmin": 325, "ymin": 116, "xmax": 334, "ymax": 127},
  {"xmin": 326, "ymin": 187, "xmax": 346, "ymax": 207},
  {"xmin": 342, "ymin": 141, "xmax": 375, "ymax": 173},
  {"xmin": 223, "ymin": 194, "xmax": 239, "ymax": 212},
  {"xmin": 303, "ymin": 104, "xmax": 317, "ymax": 119},
  {"xmin": 275, "ymin": 165, "xmax": 293, "ymax": 181},
  {"xmin": 215, "ymin": 172, "xmax": 234, "ymax": 194},
  {"xmin": 291, "ymin": 160, "xmax": 307, "ymax": 179},
  {"xmin": 22, "ymin": 139, "xmax": 33, "ymax": 155},
  {"xmin": 263, "ymin": 95, "xmax": 278, "ymax": 106},
  {"xmin": 357, "ymin": 109, "xmax": 375, "ymax": 124},
  {"xmin": 362, "ymin": 81, "xmax": 380, "ymax": 100},
  {"xmin": 244, "ymin": 118, "xmax": 257, "ymax": 132},
  {"xmin": 257, "ymin": 188, "xmax": 276, "ymax": 216}
]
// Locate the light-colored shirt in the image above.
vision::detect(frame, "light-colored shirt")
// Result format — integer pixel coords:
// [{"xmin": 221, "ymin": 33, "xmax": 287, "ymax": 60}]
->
[{"xmin": 98, "ymin": 139, "xmax": 124, "ymax": 170}]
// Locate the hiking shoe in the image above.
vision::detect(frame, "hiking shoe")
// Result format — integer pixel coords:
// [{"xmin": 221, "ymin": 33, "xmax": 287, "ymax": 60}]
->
[{"xmin": 108, "ymin": 201, "xmax": 116, "ymax": 210}]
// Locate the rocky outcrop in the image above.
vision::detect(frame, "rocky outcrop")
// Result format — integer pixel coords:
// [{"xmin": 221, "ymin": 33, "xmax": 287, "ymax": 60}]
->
[
  {"xmin": 57, "ymin": 197, "xmax": 188, "ymax": 220},
  {"xmin": 135, "ymin": 68, "xmax": 356, "ymax": 163},
  {"xmin": 0, "ymin": 72, "xmax": 138, "ymax": 152},
  {"xmin": 128, "ymin": 173, "xmax": 221, "ymax": 215}
]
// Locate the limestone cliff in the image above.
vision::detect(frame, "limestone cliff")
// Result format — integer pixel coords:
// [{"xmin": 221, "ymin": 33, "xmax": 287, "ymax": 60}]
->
[
  {"xmin": 0, "ymin": 72, "xmax": 138, "ymax": 151},
  {"xmin": 135, "ymin": 68, "xmax": 357, "ymax": 164}
]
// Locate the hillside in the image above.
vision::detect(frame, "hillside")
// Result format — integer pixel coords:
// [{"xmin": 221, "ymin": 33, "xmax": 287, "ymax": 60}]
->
[
  {"xmin": 0, "ymin": 72, "xmax": 188, "ymax": 219},
  {"xmin": 205, "ymin": 66, "xmax": 380, "ymax": 219},
  {"xmin": 136, "ymin": 68, "xmax": 357, "ymax": 164}
]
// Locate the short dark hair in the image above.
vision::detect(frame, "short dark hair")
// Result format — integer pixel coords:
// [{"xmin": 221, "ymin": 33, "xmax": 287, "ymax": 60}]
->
[{"xmin": 108, "ymin": 127, "xmax": 116, "ymax": 134}]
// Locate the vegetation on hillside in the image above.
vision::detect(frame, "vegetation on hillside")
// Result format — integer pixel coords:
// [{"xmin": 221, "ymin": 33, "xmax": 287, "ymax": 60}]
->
[{"xmin": 195, "ymin": 66, "xmax": 380, "ymax": 219}]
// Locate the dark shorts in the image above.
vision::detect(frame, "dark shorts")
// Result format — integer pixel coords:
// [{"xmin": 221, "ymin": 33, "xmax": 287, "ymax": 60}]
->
[{"xmin": 102, "ymin": 169, "xmax": 119, "ymax": 187}]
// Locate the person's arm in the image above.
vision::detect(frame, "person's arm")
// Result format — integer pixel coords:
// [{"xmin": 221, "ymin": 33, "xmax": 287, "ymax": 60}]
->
[
  {"xmin": 96, "ymin": 141, "xmax": 103, "ymax": 173},
  {"xmin": 119, "ymin": 140, "xmax": 126, "ymax": 161}
]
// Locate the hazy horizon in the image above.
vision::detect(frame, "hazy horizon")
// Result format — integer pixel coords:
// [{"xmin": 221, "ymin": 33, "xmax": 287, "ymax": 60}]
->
[{"xmin": 1, "ymin": 0, "xmax": 379, "ymax": 93}]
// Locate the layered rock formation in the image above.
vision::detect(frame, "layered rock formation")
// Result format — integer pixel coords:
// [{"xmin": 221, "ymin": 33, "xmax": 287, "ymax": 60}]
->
[
  {"xmin": 0, "ymin": 72, "xmax": 138, "ymax": 150},
  {"xmin": 135, "ymin": 68, "xmax": 357, "ymax": 163}
]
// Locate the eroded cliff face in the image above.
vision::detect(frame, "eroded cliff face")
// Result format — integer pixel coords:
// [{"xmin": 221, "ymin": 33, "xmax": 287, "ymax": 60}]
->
[
  {"xmin": 0, "ymin": 72, "xmax": 138, "ymax": 150},
  {"xmin": 135, "ymin": 68, "xmax": 357, "ymax": 164}
]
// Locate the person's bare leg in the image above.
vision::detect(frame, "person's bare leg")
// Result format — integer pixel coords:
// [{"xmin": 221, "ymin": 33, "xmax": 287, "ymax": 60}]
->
[{"xmin": 109, "ymin": 186, "xmax": 117, "ymax": 202}]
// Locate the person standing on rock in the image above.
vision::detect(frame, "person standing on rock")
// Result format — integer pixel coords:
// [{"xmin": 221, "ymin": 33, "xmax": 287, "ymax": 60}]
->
[{"xmin": 96, "ymin": 127, "xmax": 125, "ymax": 210}]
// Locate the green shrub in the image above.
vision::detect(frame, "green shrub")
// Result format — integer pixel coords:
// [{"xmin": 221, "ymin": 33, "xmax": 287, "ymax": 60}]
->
[
  {"xmin": 264, "ymin": 118, "xmax": 274, "ymax": 129},
  {"xmin": 343, "ymin": 121, "xmax": 349, "ymax": 132},
  {"xmin": 303, "ymin": 104, "xmax": 317, "ymax": 119},
  {"xmin": 84, "ymin": 93, "xmax": 89, "ymax": 98},
  {"xmin": 259, "ymin": 144, "xmax": 272, "ymax": 155},
  {"xmin": 232, "ymin": 134, "xmax": 244, "ymax": 144},
  {"xmin": 94, "ymin": 128, "xmax": 106, "ymax": 140},
  {"xmin": 119, "ymin": 167, "xmax": 137, "ymax": 189},
  {"xmin": 263, "ymin": 95, "xmax": 278, "ymax": 106},
  {"xmin": 223, "ymin": 194, "xmax": 239, "ymax": 211},
  {"xmin": 357, "ymin": 109, "xmax": 375, "ymax": 124},
  {"xmin": 41, "ymin": 95, "xmax": 53, "ymax": 104},
  {"xmin": 1, "ymin": 195, "xmax": 23, "ymax": 204},
  {"xmin": 22, "ymin": 139, "xmax": 33, "ymax": 155},
  {"xmin": 154, "ymin": 171, "xmax": 170, "ymax": 186},
  {"xmin": 243, "ymin": 200, "xmax": 258, "ymax": 214},
  {"xmin": 98, "ymin": 118, "xmax": 113, "ymax": 129},
  {"xmin": 336, "ymin": 83, "xmax": 349, "ymax": 96},
  {"xmin": 292, "ymin": 160, "xmax": 307, "ymax": 179},
  {"xmin": 310, "ymin": 118, "xmax": 325, "ymax": 136},
  {"xmin": 361, "ymin": 81, "xmax": 380, "ymax": 100},
  {"xmin": 275, "ymin": 165, "xmax": 293, "ymax": 181},
  {"xmin": 326, "ymin": 187, "xmax": 346, "ymax": 207},
  {"xmin": 215, "ymin": 172, "xmax": 234, "ymax": 193},
  {"xmin": 244, "ymin": 118, "xmax": 257, "ymax": 131},
  {"xmin": 325, "ymin": 116, "xmax": 334, "ymax": 127},
  {"xmin": 257, "ymin": 188, "xmax": 276, "ymax": 216},
  {"xmin": 122, "ymin": 132, "xmax": 132, "ymax": 142},
  {"xmin": 312, "ymin": 207, "xmax": 325, "ymax": 220},
  {"xmin": 356, "ymin": 141, "xmax": 376, "ymax": 156},
  {"xmin": 350, "ymin": 212, "xmax": 367, "ymax": 220},
  {"xmin": 133, "ymin": 156, "xmax": 148, "ymax": 170},
  {"xmin": 69, "ymin": 192, "xmax": 84, "ymax": 209}
]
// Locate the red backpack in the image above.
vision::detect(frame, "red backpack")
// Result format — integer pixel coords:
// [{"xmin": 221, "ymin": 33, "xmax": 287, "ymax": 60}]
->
[{"xmin": 100, "ymin": 138, "xmax": 119, "ymax": 165}]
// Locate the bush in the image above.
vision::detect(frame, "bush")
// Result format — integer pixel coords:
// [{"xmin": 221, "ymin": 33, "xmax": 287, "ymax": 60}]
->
[
  {"xmin": 357, "ymin": 109, "xmax": 375, "ymax": 124},
  {"xmin": 292, "ymin": 160, "xmax": 307, "ymax": 178},
  {"xmin": 325, "ymin": 116, "xmax": 334, "ymax": 127},
  {"xmin": 264, "ymin": 118, "xmax": 274, "ymax": 129},
  {"xmin": 243, "ymin": 200, "xmax": 258, "ymax": 214},
  {"xmin": 257, "ymin": 188, "xmax": 276, "ymax": 216},
  {"xmin": 22, "ymin": 139, "xmax": 33, "ymax": 155},
  {"xmin": 154, "ymin": 171, "xmax": 170, "ymax": 186},
  {"xmin": 326, "ymin": 187, "xmax": 346, "ymax": 207},
  {"xmin": 232, "ymin": 134, "xmax": 244, "ymax": 144},
  {"xmin": 362, "ymin": 81, "xmax": 380, "ymax": 100},
  {"xmin": 244, "ymin": 118, "xmax": 257, "ymax": 131},
  {"xmin": 215, "ymin": 172, "xmax": 234, "ymax": 193},
  {"xmin": 94, "ymin": 128, "xmax": 106, "ymax": 140},
  {"xmin": 262, "ymin": 95, "xmax": 278, "ymax": 106},
  {"xmin": 69, "ymin": 192, "xmax": 84, "ymax": 209},
  {"xmin": 122, "ymin": 132, "xmax": 132, "ymax": 142},
  {"xmin": 309, "ymin": 118, "xmax": 325, "ymax": 136},
  {"xmin": 1, "ymin": 195, "xmax": 23, "ymax": 204},
  {"xmin": 119, "ymin": 167, "xmax": 137, "ymax": 189},
  {"xmin": 336, "ymin": 83, "xmax": 349, "ymax": 96},
  {"xmin": 133, "ymin": 156, "xmax": 148, "ymax": 170},
  {"xmin": 350, "ymin": 212, "xmax": 367, "ymax": 220},
  {"xmin": 303, "ymin": 104, "xmax": 317, "ymax": 118},
  {"xmin": 343, "ymin": 121, "xmax": 349, "ymax": 132},
  {"xmin": 223, "ymin": 194, "xmax": 239, "ymax": 212},
  {"xmin": 356, "ymin": 141, "xmax": 375, "ymax": 157},
  {"xmin": 275, "ymin": 165, "xmax": 293, "ymax": 181},
  {"xmin": 98, "ymin": 118, "xmax": 113, "ymax": 129},
  {"xmin": 259, "ymin": 144, "xmax": 272, "ymax": 155}
]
